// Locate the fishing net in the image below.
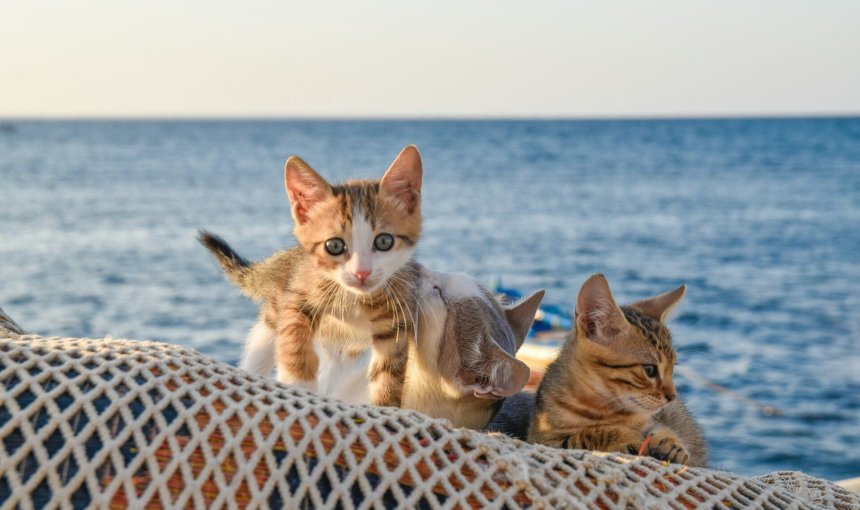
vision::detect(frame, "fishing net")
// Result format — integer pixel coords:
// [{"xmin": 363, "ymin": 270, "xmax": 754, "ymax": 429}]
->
[{"xmin": 1, "ymin": 308, "xmax": 857, "ymax": 509}]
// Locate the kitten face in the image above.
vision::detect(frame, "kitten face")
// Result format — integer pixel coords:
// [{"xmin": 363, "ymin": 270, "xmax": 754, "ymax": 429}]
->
[
  {"xmin": 574, "ymin": 274, "xmax": 685, "ymax": 415},
  {"xmin": 284, "ymin": 146, "xmax": 422, "ymax": 295},
  {"xmin": 297, "ymin": 187, "xmax": 418, "ymax": 294},
  {"xmin": 582, "ymin": 310, "xmax": 677, "ymax": 413},
  {"xmin": 418, "ymin": 269, "xmax": 543, "ymax": 399}
]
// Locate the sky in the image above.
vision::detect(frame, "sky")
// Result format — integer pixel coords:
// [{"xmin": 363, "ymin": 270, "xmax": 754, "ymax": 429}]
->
[{"xmin": 1, "ymin": 0, "xmax": 859, "ymax": 118}]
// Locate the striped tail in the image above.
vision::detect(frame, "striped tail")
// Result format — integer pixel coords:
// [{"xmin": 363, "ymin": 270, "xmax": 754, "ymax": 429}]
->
[{"xmin": 198, "ymin": 230, "xmax": 265, "ymax": 301}]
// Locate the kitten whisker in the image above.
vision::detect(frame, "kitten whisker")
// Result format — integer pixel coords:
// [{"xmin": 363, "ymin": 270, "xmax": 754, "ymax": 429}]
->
[
  {"xmin": 389, "ymin": 273, "xmax": 427, "ymax": 334},
  {"xmin": 383, "ymin": 286, "xmax": 401, "ymax": 341},
  {"xmin": 388, "ymin": 286, "xmax": 407, "ymax": 344},
  {"xmin": 392, "ymin": 282, "xmax": 417, "ymax": 340}
]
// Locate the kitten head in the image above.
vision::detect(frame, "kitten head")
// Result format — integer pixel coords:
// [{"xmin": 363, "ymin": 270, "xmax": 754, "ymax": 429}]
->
[
  {"xmin": 573, "ymin": 274, "xmax": 685, "ymax": 415},
  {"xmin": 284, "ymin": 145, "xmax": 422, "ymax": 295},
  {"xmin": 418, "ymin": 269, "xmax": 545, "ymax": 400}
]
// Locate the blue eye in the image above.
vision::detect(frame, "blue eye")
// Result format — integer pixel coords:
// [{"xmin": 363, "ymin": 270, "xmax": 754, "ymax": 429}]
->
[
  {"xmin": 325, "ymin": 238, "xmax": 345, "ymax": 256},
  {"xmin": 374, "ymin": 233, "xmax": 394, "ymax": 251},
  {"xmin": 643, "ymin": 365, "xmax": 658, "ymax": 378}
]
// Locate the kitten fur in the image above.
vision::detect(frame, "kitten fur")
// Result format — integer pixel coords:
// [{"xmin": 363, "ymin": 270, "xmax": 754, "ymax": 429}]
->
[
  {"xmin": 200, "ymin": 237, "xmax": 545, "ymax": 425},
  {"xmin": 485, "ymin": 391, "xmax": 536, "ymax": 440},
  {"xmin": 527, "ymin": 274, "xmax": 707, "ymax": 466},
  {"xmin": 201, "ymin": 145, "xmax": 423, "ymax": 407},
  {"xmin": 404, "ymin": 268, "xmax": 544, "ymax": 429}
]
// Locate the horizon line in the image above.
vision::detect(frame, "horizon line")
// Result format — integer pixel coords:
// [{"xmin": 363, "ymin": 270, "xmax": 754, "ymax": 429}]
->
[{"xmin": 2, "ymin": 112, "xmax": 860, "ymax": 123}]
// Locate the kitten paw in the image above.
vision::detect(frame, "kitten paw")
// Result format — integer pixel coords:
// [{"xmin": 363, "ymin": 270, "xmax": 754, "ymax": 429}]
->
[
  {"xmin": 564, "ymin": 426, "xmax": 644, "ymax": 455},
  {"xmin": 646, "ymin": 428, "xmax": 689, "ymax": 464},
  {"xmin": 603, "ymin": 427, "xmax": 646, "ymax": 456},
  {"xmin": 277, "ymin": 371, "xmax": 319, "ymax": 393}
]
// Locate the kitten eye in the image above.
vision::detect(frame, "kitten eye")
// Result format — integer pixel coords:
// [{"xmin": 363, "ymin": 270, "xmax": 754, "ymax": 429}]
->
[
  {"xmin": 374, "ymin": 233, "xmax": 394, "ymax": 251},
  {"xmin": 324, "ymin": 238, "xmax": 346, "ymax": 256},
  {"xmin": 643, "ymin": 364, "xmax": 658, "ymax": 378}
]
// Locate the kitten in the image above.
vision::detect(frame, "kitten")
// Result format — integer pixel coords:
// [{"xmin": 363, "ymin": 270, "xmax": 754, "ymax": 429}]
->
[
  {"xmin": 527, "ymin": 274, "xmax": 707, "ymax": 466},
  {"xmin": 200, "ymin": 235, "xmax": 546, "ymax": 424},
  {"xmin": 201, "ymin": 145, "xmax": 423, "ymax": 407},
  {"xmin": 404, "ymin": 268, "xmax": 544, "ymax": 429}
]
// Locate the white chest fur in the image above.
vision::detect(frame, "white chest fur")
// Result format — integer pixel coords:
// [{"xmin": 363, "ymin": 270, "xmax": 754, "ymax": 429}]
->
[{"xmin": 317, "ymin": 343, "xmax": 372, "ymax": 405}]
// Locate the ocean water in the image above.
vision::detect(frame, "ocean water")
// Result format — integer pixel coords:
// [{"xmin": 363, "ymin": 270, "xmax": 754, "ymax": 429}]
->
[{"xmin": 1, "ymin": 118, "xmax": 858, "ymax": 481}]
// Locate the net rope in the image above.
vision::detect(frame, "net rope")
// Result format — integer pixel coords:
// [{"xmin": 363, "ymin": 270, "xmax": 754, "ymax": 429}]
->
[{"xmin": 0, "ymin": 309, "xmax": 857, "ymax": 509}]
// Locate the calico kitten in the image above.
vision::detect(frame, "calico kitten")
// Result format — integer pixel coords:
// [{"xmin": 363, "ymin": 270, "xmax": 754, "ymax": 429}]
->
[
  {"xmin": 404, "ymin": 268, "xmax": 544, "ymax": 429},
  {"xmin": 528, "ymin": 274, "xmax": 707, "ymax": 466},
  {"xmin": 201, "ymin": 235, "xmax": 546, "ymax": 424},
  {"xmin": 201, "ymin": 145, "xmax": 423, "ymax": 407}
]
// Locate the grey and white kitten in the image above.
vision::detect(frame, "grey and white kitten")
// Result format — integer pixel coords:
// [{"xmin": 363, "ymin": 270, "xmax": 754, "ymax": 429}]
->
[{"xmin": 405, "ymin": 268, "xmax": 544, "ymax": 429}]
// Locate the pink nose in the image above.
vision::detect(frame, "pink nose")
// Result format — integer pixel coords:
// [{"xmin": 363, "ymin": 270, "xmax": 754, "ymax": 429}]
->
[{"xmin": 353, "ymin": 270, "xmax": 372, "ymax": 284}]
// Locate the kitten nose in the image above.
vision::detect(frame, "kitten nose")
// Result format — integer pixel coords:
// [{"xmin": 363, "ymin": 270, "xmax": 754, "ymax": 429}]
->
[
  {"xmin": 353, "ymin": 270, "xmax": 372, "ymax": 284},
  {"xmin": 662, "ymin": 380, "xmax": 677, "ymax": 402}
]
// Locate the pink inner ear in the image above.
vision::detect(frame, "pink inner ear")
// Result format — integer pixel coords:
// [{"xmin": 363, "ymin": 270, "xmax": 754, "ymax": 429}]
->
[
  {"xmin": 286, "ymin": 163, "xmax": 330, "ymax": 224},
  {"xmin": 380, "ymin": 146, "xmax": 422, "ymax": 213},
  {"xmin": 381, "ymin": 176, "xmax": 420, "ymax": 214},
  {"xmin": 574, "ymin": 274, "xmax": 630, "ymax": 342},
  {"xmin": 288, "ymin": 184, "xmax": 326, "ymax": 224}
]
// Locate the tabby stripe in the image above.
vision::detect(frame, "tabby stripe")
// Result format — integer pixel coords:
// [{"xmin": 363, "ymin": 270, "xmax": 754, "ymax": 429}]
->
[
  {"xmin": 609, "ymin": 377, "xmax": 649, "ymax": 390},
  {"xmin": 598, "ymin": 361, "xmax": 641, "ymax": 369},
  {"xmin": 370, "ymin": 310, "xmax": 394, "ymax": 322},
  {"xmin": 562, "ymin": 402, "xmax": 608, "ymax": 421},
  {"xmin": 367, "ymin": 353, "xmax": 407, "ymax": 382},
  {"xmin": 372, "ymin": 323, "xmax": 407, "ymax": 342},
  {"xmin": 394, "ymin": 235, "xmax": 415, "ymax": 246}
]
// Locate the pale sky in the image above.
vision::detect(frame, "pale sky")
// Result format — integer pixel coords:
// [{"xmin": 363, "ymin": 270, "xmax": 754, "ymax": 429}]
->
[{"xmin": 1, "ymin": 0, "xmax": 858, "ymax": 118}]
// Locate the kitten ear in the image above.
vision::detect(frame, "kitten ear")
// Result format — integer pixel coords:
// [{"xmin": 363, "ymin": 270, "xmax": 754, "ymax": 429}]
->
[
  {"xmin": 468, "ymin": 344, "xmax": 532, "ymax": 400},
  {"xmin": 628, "ymin": 284, "xmax": 686, "ymax": 323},
  {"xmin": 379, "ymin": 145, "xmax": 422, "ymax": 214},
  {"xmin": 504, "ymin": 290, "xmax": 545, "ymax": 349},
  {"xmin": 284, "ymin": 156, "xmax": 333, "ymax": 225},
  {"xmin": 575, "ymin": 274, "xmax": 629, "ymax": 343},
  {"xmin": 443, "ymin": 300, "xmax": 531, "ymax": 400}
]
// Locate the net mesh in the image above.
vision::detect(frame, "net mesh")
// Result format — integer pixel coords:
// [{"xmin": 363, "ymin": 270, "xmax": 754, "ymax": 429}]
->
[{"xmin": 1, "ymin": 312, "xmax": 857, "ymax": 509}]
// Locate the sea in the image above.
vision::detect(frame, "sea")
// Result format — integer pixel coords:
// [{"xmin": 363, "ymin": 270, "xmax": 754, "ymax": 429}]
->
[{"xmin": 1, "ymin": 118, "xmax": 858, "ymax": 481}]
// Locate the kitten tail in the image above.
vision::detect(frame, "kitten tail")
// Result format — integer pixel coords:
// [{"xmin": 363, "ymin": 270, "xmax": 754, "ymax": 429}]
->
[{"xmin": 198, "ymin": 230, "xmax": 263, "ymax": 301}]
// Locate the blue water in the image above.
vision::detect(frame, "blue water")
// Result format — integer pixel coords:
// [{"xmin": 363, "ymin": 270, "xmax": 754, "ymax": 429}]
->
[{"xmin": 1, "ymin": 119, "xmax": 858, "ymax": 481}]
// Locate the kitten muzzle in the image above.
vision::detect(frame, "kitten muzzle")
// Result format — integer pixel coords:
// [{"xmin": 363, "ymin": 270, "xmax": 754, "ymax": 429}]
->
[{"xmin": 353, "ymin": 270, "xmax": 372, "ymax": 285}]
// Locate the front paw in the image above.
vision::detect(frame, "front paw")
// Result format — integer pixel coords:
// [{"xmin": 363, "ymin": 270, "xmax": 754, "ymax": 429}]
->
[
  {"xmin": 604, "ymin": 427, "xmax": 648, "ymax": 456},
  {"xmin": 277, "ymin": 370, "xmax": 319, "ymax": 393},
  {"xmin": 564, "ymin": 426, "xmax": 645, "ymax": 456},
  {"xmin": 647, "ymin": 428, "xmax": 689, "ymax": 464}
]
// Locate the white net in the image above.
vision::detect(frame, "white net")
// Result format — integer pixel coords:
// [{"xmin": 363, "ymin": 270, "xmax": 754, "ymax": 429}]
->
[{"xmin": 0, "ymin": 311, "xmax": 857, "ymax": 509}]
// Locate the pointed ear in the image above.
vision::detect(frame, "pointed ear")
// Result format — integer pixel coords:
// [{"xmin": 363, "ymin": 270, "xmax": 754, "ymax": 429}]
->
[
  {"xmin": 575, "ymin": 274, "xmax": 629, "ymax": 344},
  {"xmin": 284, "ymin": 156, "xmax": 332, "ymax": 225},
  {"xmin": 379, "ymin": 145, "xmax": 422, "ymax": 214},
  {"xmin": 504, "ymin": 290, "xmax": 545, "ymax": 349},
  {"xmin": 468, "ymin": 345, "xmax": 531, "ymax": 400},
  {"xmin": 628, "ymin": 284, "xmax": 686, "ymax": 323}
]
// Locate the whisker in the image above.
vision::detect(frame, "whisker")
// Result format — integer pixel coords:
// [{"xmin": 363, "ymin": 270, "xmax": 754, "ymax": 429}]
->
[
  {"xmin": 383, "ymin": 286, "xmax": 400, "ymax": 338},
  {"xmin": 388, "ymin": 273, "xmax": 425, "ymax": 333}
]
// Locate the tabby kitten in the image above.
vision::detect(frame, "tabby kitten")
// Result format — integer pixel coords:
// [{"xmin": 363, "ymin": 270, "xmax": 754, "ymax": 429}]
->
[
  {"xmin": 528, "ymin": 274, "xmax": 707, "ymax": 466},
  {"xmin": 201, "ymin": 145, "xmax": 423, "ymax": 407}
]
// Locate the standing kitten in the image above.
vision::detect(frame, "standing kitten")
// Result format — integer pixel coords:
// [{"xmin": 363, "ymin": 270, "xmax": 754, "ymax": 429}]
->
[
  {"xmin": 404, "ymin": 268, "xmax": 544, "ymax": 429},
  {"xmin": 201, "ymin": 145, "xmax": 423, "ymax": 407},
  {"xmin": 199, "ymin": 240, "xmax": 545, "ymax": 425},
  {"xmin": 528, "ymin": 274, "xmax": 707, "ymax": 466}
]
